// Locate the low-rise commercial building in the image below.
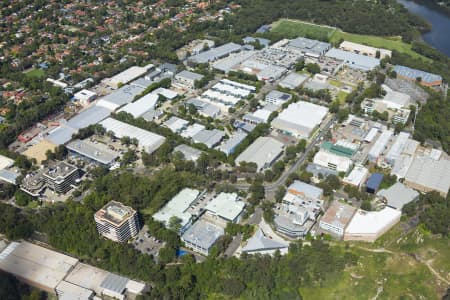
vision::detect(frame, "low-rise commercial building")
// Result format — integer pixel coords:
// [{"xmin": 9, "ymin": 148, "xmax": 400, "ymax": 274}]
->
[
  {"xmin": 181, "ymin": 219, "xmax": 224, "ymax": 256},
  {"xmin": 404, "ymin": 156, "xmax": 450, "ymax": 197},
  {"xmin": 265, "ymin": 90, "xmax": 292, "ymax": 106},
  {"xmin": 204, "ymin": 193, "xmax": 245, "ymax": 227},
  {"xmin": 188, "ymin": 42, "xmax": 242, "ymax": 64},
  {"xmin": 163, "ymin": 116, "xmax": 189, "ymax": 133},
  {"xmin": 192, "ymin": 129, "xmax": 225, "ymax": 148},
  {"xmin": 325, "ymin": 48, "xmax": 380, "ymax": 71},
  {"xmin": 241, "ymin": 228, "xmax": 288, "ymax": 255},
  {"xmin": 367, "ymin": 130, "xmax": 393, "ymax": 163},
  {"xmin": 393, "ymin": 65, "xmax": 442, "ymax": 87},
  {"xmin": 236, "ymin": 137, "xmax": 284, "ymax": 172},
  {"xmin": 103, "ymin": 64, "xmax": 153, "ymax": 89},
  {"xmin": 344, "ymin": 207, "xmax": 401, "ymax": 242},
  {"xmin": 343, "ymin": 165, "xmax": 369, "ymax": 188},
  {"xmin": 216, "ymin": 132, "xmax": 247, "ymax": 155},
  {"xmin": 339, "ymin": 41, "xmax": 392, "ymax": 59},
  {"xmin": 0, "ymin": 241, "xmax": 79, "ymax": 294},
  {"xmin": 274, "ymin": 181, "xmax": 323, "ymax": 238},
  {"xmin": 73, "ymin": 89, "xmax": 97, "ymax": 106},
  {"xmin": 153, "ymin": 188, "xmax": 200, "ymax": 234},
  {"xmin": 173, "ymin": 144, "xmax": 203, "ymax": 162},
  {"xmin": 278, "ymin": 72, "xmax": 309, "ymax": 89},
  {"xmin": 313, "ymin": 150, "xmax": 353, "ymax": 173},
  {"xmin": 319, "ymin": 201, "xmax": 356, "ymax": 236},
  {"xmin": 271, "ymin": 101, "xmax": 328, "ymax": 138},
  {"xmin": 173, "ymin": 70, "xmax": 204, "ymax": 90},
  {"xmin": 94, "ymin": 201, "xmax": 140, "ymax": 243},
  {"xmin": 377, "ymin": 182, "xmax": 419, "ymax": 210},
  {"xmin": 67, "ymin": 139, "xmax": 119, "ymax": 166},
  {"xmin": 99, "ymin": 118, "xmax": 166, "ymax": 154}
]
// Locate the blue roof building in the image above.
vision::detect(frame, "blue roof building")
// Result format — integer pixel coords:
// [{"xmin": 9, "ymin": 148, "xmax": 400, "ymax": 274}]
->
[{"xmin": 366, "ymin": 173, "xmax": 384, "ymax": 194}]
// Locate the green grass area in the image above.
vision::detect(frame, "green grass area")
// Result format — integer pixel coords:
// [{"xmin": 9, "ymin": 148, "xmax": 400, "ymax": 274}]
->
[
  {"xmin": 270, "ymin": 19, "xmax": 431, "ymax": 63},
  {"xmin": 328, "ymin": 79, "xmax": 343, "ymax": 88},
  {"xmin": 336, "ymin": 91, "xmax": 347, "ymax": 104},
  {"xmin": 25, "ymin": 68, "xmax": 45, "ymax": 78},
  {"xmin": 271, "ymin": 19, "xmax": 336, "ymax": 41},
  {"xmin": 300, "ymin": 247, "xmax": 441, "ymax": 299}
]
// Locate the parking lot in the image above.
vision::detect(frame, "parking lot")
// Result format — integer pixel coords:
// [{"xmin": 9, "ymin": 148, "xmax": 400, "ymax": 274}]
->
[{"xmin": 132, "ymin": 225, "xmax": 165, "ymax": 260}]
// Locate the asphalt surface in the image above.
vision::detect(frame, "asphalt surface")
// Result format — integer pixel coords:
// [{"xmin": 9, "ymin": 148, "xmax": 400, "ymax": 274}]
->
[{"xmin": 234, "ymin": 116, "xmax": 336, "ymax": 196}]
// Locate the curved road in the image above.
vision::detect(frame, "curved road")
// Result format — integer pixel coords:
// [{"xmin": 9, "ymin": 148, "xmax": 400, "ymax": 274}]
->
[{"xmin": 235, "ymin": 116, "xmax": 336, "ymax": 195}]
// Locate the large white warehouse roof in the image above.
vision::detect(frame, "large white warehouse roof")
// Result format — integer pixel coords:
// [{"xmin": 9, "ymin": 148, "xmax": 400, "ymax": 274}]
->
[
  {"xmin": 99, "ymin": 118, "xmax": 165, "ymax": 153},
  {"xmin": 272, "ymin": 101, "xmax": 328, "ymax": 138}
]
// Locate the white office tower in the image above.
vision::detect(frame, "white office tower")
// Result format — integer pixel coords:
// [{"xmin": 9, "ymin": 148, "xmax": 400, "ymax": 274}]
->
[{"xmin": 95, "ymin": 201, "xmax": 140, "ymax": 243}]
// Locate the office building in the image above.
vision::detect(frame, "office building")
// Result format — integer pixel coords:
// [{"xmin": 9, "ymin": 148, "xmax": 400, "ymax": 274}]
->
[
  {"xmin": 265, "ymin": 90, "xmax": 292, "ymax": 106},
  {"xmin": 43, "ymin": 162, "xmax": 79, "ymax": 194},
  {"xmin": 319, "ymin": 201, "xmax": 356, "ymax": 236},
  {"xmin": 204, "ymin": 193, "xmax": 245, "ymax": 227},
  {"xmin": 153, "ymin": 188, "xmax": 200, "ymax": 234},
  {"xmin": 343, "ymin": 165, "xmax": 369, "ymax": 188},
  {"xmin": 313, "ymin": 150, "xmax": 353, "ymax": 173},
  {"xmin": 94, "ymin": 201, "xmax": 140, "ymax": 243},
  {"xmin": 181, "ymin": 220, "xmax": 224, "ymax": 256},
  {"xmin": 173, "ymin": 70, "xmax": 204, "ymax": 90}
]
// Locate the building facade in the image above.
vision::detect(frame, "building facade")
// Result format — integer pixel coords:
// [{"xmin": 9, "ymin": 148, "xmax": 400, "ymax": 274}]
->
[{"xmin": 94, "ymin": 201, "xmax": 140, "ymax": 243}]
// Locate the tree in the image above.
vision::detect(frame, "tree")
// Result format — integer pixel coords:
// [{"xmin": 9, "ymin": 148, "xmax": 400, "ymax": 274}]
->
[
  {"xmin": 168, "ymin": 216, "xmax": 182, "ymax": 233},
  {"xmin": 305, "ymin": 63, "xmax": 320, "ymax": 75},
  {"xmin": 275, "ymin": 186, "xmax": 286, "ymax": 203},
  {"xmin": 14, "ymin": 190, "xmax": 33, "ymax": 207},
  {"xmin": 361, "ymin": 200, "xmax": 372, "ymax": 211}
]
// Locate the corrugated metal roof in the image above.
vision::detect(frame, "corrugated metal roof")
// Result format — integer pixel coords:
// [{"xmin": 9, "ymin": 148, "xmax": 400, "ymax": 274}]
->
[{"xmin": 100, "ymin": 273, "xmax": 129, "ymax": 294}]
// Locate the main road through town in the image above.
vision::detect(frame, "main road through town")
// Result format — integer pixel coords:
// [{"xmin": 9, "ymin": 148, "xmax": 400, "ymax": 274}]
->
[{"xmin": 234, "ymin": 116, "xmax": 336, "ymax": 198}]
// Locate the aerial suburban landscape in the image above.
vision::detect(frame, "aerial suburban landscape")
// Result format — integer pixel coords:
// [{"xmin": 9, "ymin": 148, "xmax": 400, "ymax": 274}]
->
[{"xmin": 0, "ymin": 0, "xmax": 449, "ymax": 299}]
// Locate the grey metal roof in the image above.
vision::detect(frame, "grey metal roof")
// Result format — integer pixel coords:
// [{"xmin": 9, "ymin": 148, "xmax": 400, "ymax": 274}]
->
[
  {"xmin": 66, "ymin": 139, "xmax": 119, "ymax": 165},
  {"xmin": 241, "ymin": 228, "xmax": 288, "ymax": 253},
  {"xmin": 47, "ymin": 126, "xmax": 77, "ymax": 145},
  {"xmin": 377, "ymin": 182, "xmax": 419, "ymax": 210},
  {"xmin": 405, "ymin": 156, "xmax": 450, "ymax": 195},
  {"xmin": 394, "ymin": 65, "xmax": 442, "ymax": 84},
  {"xmin": 175, "ymin": 70, "xmax": 204, "ymax": 81},
  {"xmin": 67, "ymin": 105, "xmax": 112, "ymax": 129},
  {"xmin": 325, "ymin": 48, "xmax": 380, "ymax": 71},
  {"xmin": 173, "ymin": 144, "xmax": 203, "ymax": 161},
  {"xmin": 236, "ymin": 137, "xmax": 284, "ymax": 171},
  {"xmin": 0, "ymin": 169, "xmax": 20, "ymax": 184},
  {"xmin": 192, "ymin": 129, "xmax": 225, "ymax": 148},
  {"xmin": 100, "ymin": 84, "xmax": 144, "ymax": 107},
  {"xmin": 288, "ymin": 37, "xmax": 330, "ymax": 55},
  {"xmin": 216, "ymin": 132, "xmax": 247, "ymax": 155},
  {"xmin": 288, "ymin": 180, "xmax": 323, "ymax": 199},
  {"xmin": 181, "ymin": 220, "xmax": 224, "ymax": 250},
  {"xmin": 100, "ymin": 273, "xmax": 129, "ymax": 294},
  {"xmin": 189, "ymin": 43, "xmax": 242, "ymax": 64}
]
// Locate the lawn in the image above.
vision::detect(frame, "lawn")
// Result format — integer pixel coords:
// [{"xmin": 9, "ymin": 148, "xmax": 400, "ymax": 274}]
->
[
  {"xmin": 336, "ymin": 91, "xmax": 347, "ymax": 104},
  {"xmin": 330, "ymin": 31, "xmax": 432, "ymax": 62},
  {"xmin": 270, "ymin": 19, "xmax": 431, "ymax": 62},
  {"xmin": 25, "ymin": 68, "xmax": 45, "ymax": 78},
  {"xmin": 271, "ymin": 19, "xmax": 336, "ymax": 41}
]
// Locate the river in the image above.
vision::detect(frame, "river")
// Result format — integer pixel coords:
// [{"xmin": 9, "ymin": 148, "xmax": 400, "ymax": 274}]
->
[{"xmin": 397, "ymin": 0, "xmax": 450, "ymax": 57}]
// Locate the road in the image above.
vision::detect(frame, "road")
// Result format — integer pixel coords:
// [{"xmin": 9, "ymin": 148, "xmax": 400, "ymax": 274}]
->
[{"xmin": 235, "ymin": 116, "xmax": 336, "ymax": 197}]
